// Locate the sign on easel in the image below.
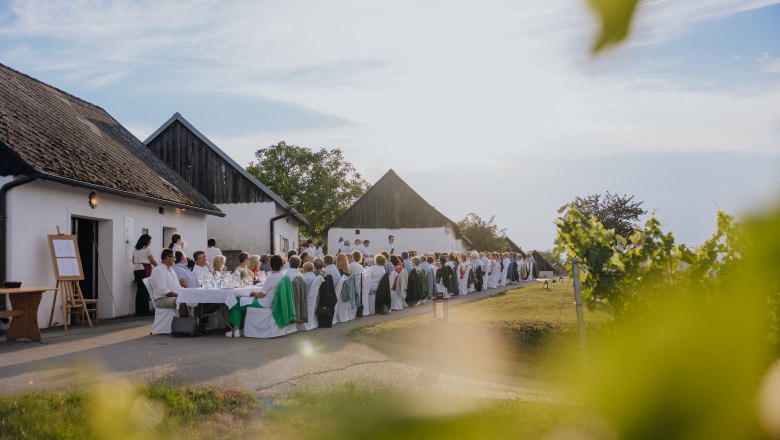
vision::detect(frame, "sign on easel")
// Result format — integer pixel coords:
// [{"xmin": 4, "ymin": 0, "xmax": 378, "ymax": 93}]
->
[
  {"xmin": 48, "ymin": 230, "xmax": 84, "ymax": 281},
  {"xmin": 47, "ymin": 227, "xmax": 96, "ymax": 330}
]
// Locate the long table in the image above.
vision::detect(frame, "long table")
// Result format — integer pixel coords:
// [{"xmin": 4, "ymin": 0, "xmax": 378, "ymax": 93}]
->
[
  {"xmin": 0, "ymin": 286, "xmax": 56, "ymax": 342},
  {"xmin": 177, "ymin": 287, "xmax": 258, "ymax": 309}
]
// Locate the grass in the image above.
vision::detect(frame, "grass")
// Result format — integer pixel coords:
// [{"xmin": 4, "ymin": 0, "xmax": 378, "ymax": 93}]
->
[
  {"xmin": 351, "ymin": 281, "xmax": 612, "ymax": 380},
  {"xmin": 0, "ymin": 382, "xmax": 605, "ymax": 440}
]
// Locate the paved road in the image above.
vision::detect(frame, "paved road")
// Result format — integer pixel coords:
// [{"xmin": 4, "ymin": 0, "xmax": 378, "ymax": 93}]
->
[{"xmin": 0, "ymin": 282, "xmax": 551, "ymax": 400}]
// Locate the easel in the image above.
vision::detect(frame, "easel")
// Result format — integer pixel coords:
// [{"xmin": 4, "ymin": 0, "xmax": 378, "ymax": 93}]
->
[{"xmin": 47, "ymin": 227, "xmax": 98, "ymax": 330}]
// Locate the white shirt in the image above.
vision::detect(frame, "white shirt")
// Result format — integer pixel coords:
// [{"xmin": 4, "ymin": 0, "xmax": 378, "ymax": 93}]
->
[
  {"xmin": 385, "ymin": 242, "xmax": 396, "ymax": 254},
  {"xmin": 149, "ymin": 263, "xmax": 180, "ymax": 301},
  {"xmin": 192, "ymin": 264, "xmax": 211, "ymax": 281},
  {"xmin": 257, "ymin": 271, "xmax": 284, "ymax": 308},
  {"xmin": 205, "ymin": 247, "xmax": 222, "ymax": 270},
  {"xmin": 359, "ymin": 244, "xmax": 370, "ymax": 256},
  {"xmin": 314, "ymin": 246, "xmax": 324, "ymax": 258},
  {"xmin": 285, "ymin": 268, "xmax": 302, "ymax": 279},
  {"xmin": 132, "ymin": 247, "xmax": 153, "ymax": 271},
  {"xmin": 324, "ymin": 264, "xmax": 341, "ymax": 286},
  {"xmin": 301, "ymin": 272, "xmax": 316, "ymax": 290},
  {"xmin": 367, "ymin": 265, "xmax": 387, "ymax": 291}
]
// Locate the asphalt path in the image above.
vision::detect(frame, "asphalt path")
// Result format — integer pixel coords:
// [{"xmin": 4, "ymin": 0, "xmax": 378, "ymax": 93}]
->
[{"xmin": 0, "ymin": 282, "xmax": 552, "ymax": 400}]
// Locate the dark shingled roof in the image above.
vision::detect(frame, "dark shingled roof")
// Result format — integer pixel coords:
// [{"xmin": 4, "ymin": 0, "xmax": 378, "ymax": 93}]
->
[
  {"xmin": 326, "ymin": 169, "xmax": 469, "ymax": 242},
  {"xmin": 0, "ymin": 63, "xmax": 222, "ymax": 216}
]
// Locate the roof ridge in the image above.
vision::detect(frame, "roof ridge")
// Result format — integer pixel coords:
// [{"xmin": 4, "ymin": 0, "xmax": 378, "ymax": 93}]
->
[{"xmin": 0, "ymin": 62, "xmax": 108, "ymax": 113}]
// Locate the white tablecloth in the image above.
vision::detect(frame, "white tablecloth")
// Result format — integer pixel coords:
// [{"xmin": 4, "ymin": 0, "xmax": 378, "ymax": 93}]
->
[{"xmin": 177, "ymin": 287, "xmax": 258, "ymax": 309}]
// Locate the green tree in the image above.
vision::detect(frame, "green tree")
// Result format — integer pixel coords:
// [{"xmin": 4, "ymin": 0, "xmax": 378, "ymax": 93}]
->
[
  {"xmin": 537, "ymin": 249, "xmax": 564, "ymax": 267},
  {"xmin": 570, "ymin": 191, "xmax": 646, "ymax": 239},
  {"xmin": 457, "ymin": 213, "xmax": 508, "ymax": 251},
  {"xmin": 246, "ymin": 141, "xmax": 370, "ymax": 240}
]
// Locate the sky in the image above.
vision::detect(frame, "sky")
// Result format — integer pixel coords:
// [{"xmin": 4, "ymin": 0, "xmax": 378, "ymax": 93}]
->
[{"xmin": 1, "ymin": 0, "xmax": 779, "ymax": 250}]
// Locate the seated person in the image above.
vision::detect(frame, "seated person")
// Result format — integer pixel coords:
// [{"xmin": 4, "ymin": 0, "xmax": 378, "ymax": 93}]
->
[
  {"xmin": 301, "ymin": 262, "xmax": 316, "ymax": 290},
  {"xmin": 191, "ymin": 250, "xmax": 211, "ymax": 282},
  {"xmin": 149, "ymin": 249, "xmax": 188, "ymax": 316},
  {"xmin": 236, "ymin": 251, "xmax": 252, "ymax": 279},
  {"xmin": 173, "ymin": 251, "xmax": 198, "ymax": 288},
  {"xmin": 226, "ymin": 255, "xmax": 285, "ymax": 337},
  {"xmin": 213, "ymin": 255, "xmax": 226, "ymax": 273},
  {"xmin": 286, "ymin": 255, "xmax": 302, "ymax": 279}
]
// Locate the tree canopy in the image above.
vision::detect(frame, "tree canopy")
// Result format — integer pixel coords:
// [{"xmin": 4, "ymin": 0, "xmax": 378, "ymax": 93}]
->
[
  {"xmin": 246, "ymin": 141, "xmax": 369, "ymax": 239},
  {"xmin": 569, "ymin": 191, "xmax": 646, "ymax": 238},
  {"xmin": 456, "ymin": 213, "xmax": 508, "ymax": 252}
]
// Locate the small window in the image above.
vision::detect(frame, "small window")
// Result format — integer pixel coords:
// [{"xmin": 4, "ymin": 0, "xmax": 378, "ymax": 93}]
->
[{"xmin": 355, "ymin": 229, "xmax": 360, "ymax": 234}]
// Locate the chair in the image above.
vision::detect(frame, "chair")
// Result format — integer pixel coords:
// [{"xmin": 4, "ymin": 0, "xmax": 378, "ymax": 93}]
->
[
  {"xmin": 297, "ymin": 276, "xmax": 323, "ymax": 332},
  {"xmin": 332, "ymin": 275, "xmax": 349, "ymax": 325},
  {"xmin": 143, "ymin": 277, "xmax": 175, "ymax": 335},
  {"xmin": 244, "ymin": 287, "xmax": 298, "ymax": 339}
]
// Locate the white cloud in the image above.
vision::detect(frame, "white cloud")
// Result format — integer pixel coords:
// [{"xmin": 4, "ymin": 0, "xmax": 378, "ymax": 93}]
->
[{"xmin": 759, "ymin": 52, "xmax": 780, "ymax": 73}]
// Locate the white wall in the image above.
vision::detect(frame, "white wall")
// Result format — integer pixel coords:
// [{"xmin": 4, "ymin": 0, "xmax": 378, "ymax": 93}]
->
[
  {"xmin": 208, "ymin": 202, "xmax": 298, "ymax": 255},
  {"xmin": 327, "ymin": 226, "xmax": 464, "ymax": 256},
  {"xmin": 4, "ymin": 179, "xmax": 209, "ymax": 327}
]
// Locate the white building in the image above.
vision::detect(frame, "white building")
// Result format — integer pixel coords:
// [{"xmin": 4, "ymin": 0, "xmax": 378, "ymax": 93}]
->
[
  {"xmin": 0, "ymin": 63, "xmax": 224, "ymax": 327},
  {"xmin": 326, "ymin": 169, "xmax": 470, "ymax": 256},
  {"xmin": 144, "ymin": 113, "xmax": 307, "ymax": 256}
]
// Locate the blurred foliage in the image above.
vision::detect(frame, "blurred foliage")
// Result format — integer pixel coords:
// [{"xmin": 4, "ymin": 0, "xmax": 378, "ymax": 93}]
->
[
  {"xmin": 456, "ymin": 213, "xmax": 509, "ymax": 251},
  {"xmin": 588, "ymin": 0, "xmax": 640, "ymax": 53},
  {"xmin": 0, "ymin": 382, "xmax": 261, "ymax": 440},
  {"xmin": 247, "ymin": 141, "xmax": 370, "ymax": 241},
  {"xmin": 556, "ymin": 199, "xmax": 780, "ymax": 438}
]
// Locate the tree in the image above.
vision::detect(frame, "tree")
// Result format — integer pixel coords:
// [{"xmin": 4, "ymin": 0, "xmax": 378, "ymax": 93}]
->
[
  {"xmin": 569, "ymin": 191, "xmax": 646, "ymax": 238},
  {"xmin": 246, "ymin": 141, "xmax": 370, "ymax": 239},
  {"xmin": 537, "ymin": 249, "xmax": 564, "ymax": 267},
  {"xmin": 457, "ymin": 213, "xmax": 508, "ymax": 251}
]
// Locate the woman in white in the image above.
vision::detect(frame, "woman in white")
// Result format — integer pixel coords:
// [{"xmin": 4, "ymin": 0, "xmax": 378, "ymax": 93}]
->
[
  {"xmin": 132, "ymin": 233, "xmax": 157, "ymax": 316},
  {"xmin": 364, "ymin": 254, "xmax": 389, "ymax": 316},
  {"xmin": 457, "ymin": 254, "xmax": 471, "ymax": 295}
]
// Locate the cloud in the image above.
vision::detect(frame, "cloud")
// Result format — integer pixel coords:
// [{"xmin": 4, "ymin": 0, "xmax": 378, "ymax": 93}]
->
[{"xmin": 759, "ymin": 52, "xmax": 780, "ymax": 73}]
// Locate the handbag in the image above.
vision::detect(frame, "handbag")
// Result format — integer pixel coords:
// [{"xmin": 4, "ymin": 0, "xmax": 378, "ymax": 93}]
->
[
  {"xmin": 171, "ymin": 316, "xmax": 202, "ymax": 337},
  {"xmin": 143, "ymin": 263, "xmax": 152, "ymax": 277}
]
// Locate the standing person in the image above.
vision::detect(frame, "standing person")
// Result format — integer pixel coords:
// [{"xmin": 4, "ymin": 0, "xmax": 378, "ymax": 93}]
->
[
  {"xmin": 336, "ymin": 237, "xmax": 345, "ymax": 255},
  {"xmin": 436, "ymin": 255, "xmax": 455, "ymax": 297},
  {"xmin": 205, "ymin": 239, "xmax": 222, "ymax": 270},
  {"xmin": 385, "ymin": 235, "xmax": 396, "ymax": 255},
  {"xmin": 132, "ymin": 234, "xmax": 157, "ymax": 316},
  {"xmin": 169, "ymin": 233, "xmax": 187, "ymax": 255},
  {"xmin": 315, "ymin": 240, "xmax": 325, "ymax": 258}
]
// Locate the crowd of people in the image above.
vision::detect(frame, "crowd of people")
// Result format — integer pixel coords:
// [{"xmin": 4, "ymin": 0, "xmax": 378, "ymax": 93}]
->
[{"xmin": 132, "ymin": 233, "xmax": 542, "ymax": 337}]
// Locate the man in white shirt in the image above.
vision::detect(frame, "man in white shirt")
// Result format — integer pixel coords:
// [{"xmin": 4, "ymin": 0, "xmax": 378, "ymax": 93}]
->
[
  {"xmin": 341, "ymin": 240, "xmax": 352, "ymax": 255},
  {"xmin": 323, "ymin": 254, "xmax": 341, "ymax": 289},
  {"xmin": 285, "ymin": 255, "xmax": 302, "ymax": 279},
  {"xmin": 385, "ymin": 235, "xmax": 396, "ymax": 255},
  {"xmin": 205, "ymin": 239, "xmax": 222, "ymax": 270},
  {"xmin": 360, "ymin": 240, "xmax": 372, "ymax": 258},
  {"xmin": 149, "ymin": 249, "xmax": 187, "ymax": 316},
  {"xmin": 191, "ymin": 251, "xmax": 211, "ymax": 282}
]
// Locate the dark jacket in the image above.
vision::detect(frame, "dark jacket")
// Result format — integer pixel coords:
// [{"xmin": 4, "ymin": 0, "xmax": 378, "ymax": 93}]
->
[{"xmin": 374, "ymin": 272, "xmax": 392, "ymax": 315}]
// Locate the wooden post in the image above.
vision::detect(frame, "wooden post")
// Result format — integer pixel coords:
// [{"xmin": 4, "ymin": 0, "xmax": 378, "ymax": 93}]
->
[{"xmin": 572, "ymin": 258, "xmax": 588, "ymax": 364}]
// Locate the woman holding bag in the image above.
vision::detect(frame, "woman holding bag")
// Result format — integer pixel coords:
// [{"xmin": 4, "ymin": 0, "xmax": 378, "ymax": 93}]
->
[{"xmin": 132, "ymin": 234, "xmax": 157, "ymax": 316}]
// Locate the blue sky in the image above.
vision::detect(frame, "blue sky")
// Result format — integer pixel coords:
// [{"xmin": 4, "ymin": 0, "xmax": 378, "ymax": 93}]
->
[{"xmin": 1, "ymin": 0, "xmax": 778, "ymax": 250}]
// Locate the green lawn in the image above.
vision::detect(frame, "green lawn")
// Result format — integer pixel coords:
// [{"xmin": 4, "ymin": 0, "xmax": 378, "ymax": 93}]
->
[
  {"xmin": 352, "ymin": 281, "xmax": 612, "ymax": 380},
  {"xmin": 0, "ymin": 382, "xmax": 605, "ymax": 440}
]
